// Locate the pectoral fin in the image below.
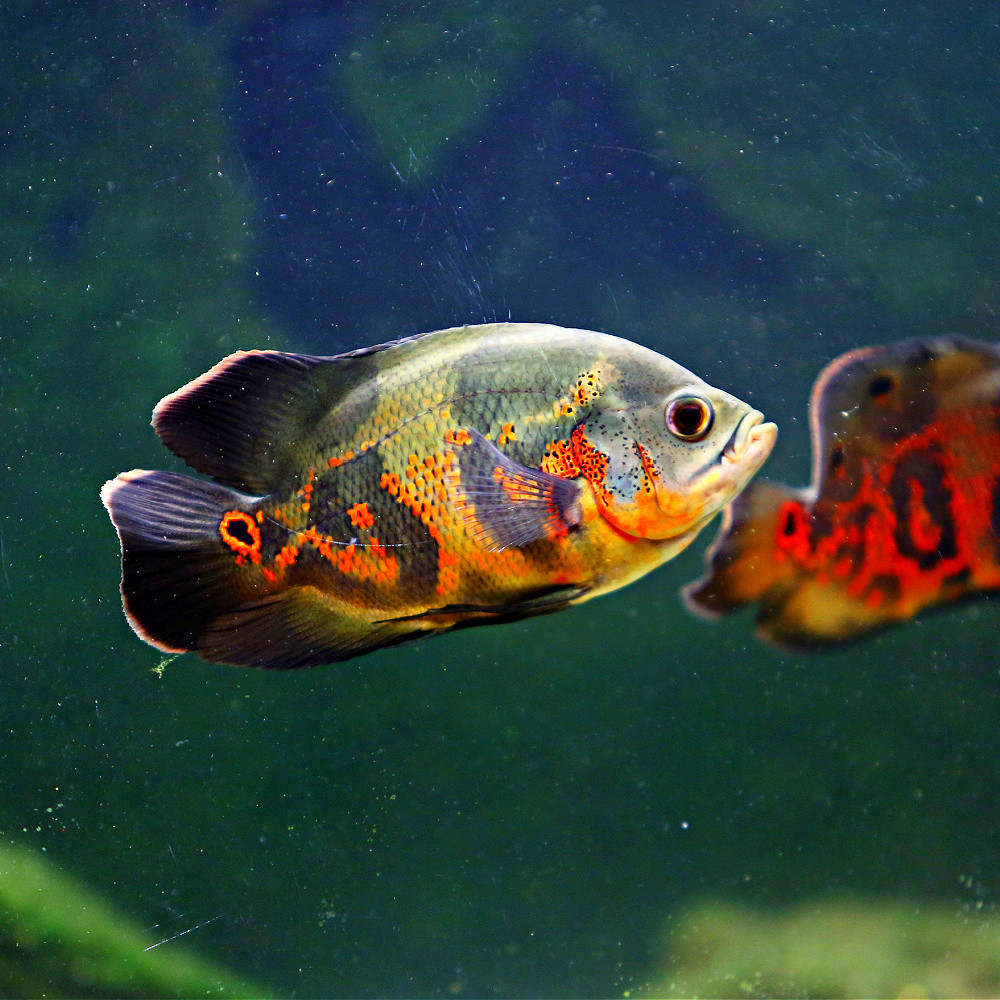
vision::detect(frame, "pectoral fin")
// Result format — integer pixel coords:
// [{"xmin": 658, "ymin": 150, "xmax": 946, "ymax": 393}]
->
[
  {"xmin": 450, "ymin": 430, "xmax": 583, "ymax": 551},
  {"xmin": 681, "ymin": 479, "xmax": 812, "ymax": 620}
]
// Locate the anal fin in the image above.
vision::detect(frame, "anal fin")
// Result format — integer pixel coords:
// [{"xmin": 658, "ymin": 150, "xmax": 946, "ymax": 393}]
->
[
  {"xmin": 198, "ymin": 586, "xmax": 418, "ymax": 669},
  {"xmin": 382, "ymin": 584, "xmax": 589, "ymax": 626}
]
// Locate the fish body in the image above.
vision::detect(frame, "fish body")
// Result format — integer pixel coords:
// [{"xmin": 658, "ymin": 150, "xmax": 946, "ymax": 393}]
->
[
  {"xmin": 684, "ymin": 335, "xmax": 1000, "ymax": 646},
  {"xmin": 103, "ymin": 323, "xmax": 775, "ymax": 668}
]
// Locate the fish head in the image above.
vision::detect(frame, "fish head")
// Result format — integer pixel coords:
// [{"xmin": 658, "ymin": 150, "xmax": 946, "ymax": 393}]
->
[
  {"xmin": 575, "ymin": 362, "xmax": 777, "ymax": 543},
  {"xmin": 807, "ymin": 335, "xmax": 1000, "ymax": 495}
]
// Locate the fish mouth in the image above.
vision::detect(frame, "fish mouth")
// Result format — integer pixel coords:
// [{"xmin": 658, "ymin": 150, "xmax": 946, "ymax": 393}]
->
[{"xmin": 720, "ymin": 410, "xmax": 778, "ymax": 468}]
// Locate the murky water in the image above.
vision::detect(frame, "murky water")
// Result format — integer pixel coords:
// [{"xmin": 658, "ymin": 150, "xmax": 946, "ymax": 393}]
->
[{"xmin": 4, "ymin": 2, "xmax": 1000, "ymax": 995}]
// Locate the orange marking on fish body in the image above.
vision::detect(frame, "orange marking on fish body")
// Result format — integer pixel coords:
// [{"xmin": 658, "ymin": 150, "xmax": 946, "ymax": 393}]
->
[
  {"xmin": 771, "ymin": 411, "xmax": 1000, "ymax": 620},
  {"xmin": 542, "ymin": 439, "xmax": 580, "ymax": 479},
  {"xmin": 634, "ymin": 441, "xmax": 658, "ymax": 496},
  {"xmin": 906, "ymin": 478, "xmax": 942, "ymax": 553},
  {"xmin": 275, "ymin": 543, "xmax": 299, "ymax": 570},
  {"xmin": 445, "ymin": 428, "xmax": 473, "ymax": 446},
  {"xmin": 570, "ymin": 426, "xmax": 612, "ymax": 507},
  {"xmin": 865, "ymin": 587, "xmax": 884, "ymax": 610},
  {"xmin": 775, "ymin": 501, "xmax": 811, "ymax": 563},
  {"xmin": 497, "ymin": 422, "xmax": 516, "ymax": 446},
  {"xmin": 347, "ymin": 502, "xmax": 375, "ymax": 530}
]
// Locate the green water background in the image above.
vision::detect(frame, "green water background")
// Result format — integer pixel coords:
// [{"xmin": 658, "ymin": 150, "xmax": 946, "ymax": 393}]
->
[{"xmin": 3, "ymin": 1, "xmax": 1000, "ymax": 995}]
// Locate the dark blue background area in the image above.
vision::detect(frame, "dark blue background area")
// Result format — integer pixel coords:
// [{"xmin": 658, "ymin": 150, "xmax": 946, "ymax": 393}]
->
[{"xmin": 228, "ymin": 4, "xmax": 786, "ymax": 347}]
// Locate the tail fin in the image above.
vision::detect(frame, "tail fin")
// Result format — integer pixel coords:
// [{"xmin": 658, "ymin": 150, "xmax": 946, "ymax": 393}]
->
[
  {"xmin": 681, "ymin": 480, "xmax": 810, "ymax": 624},
  {"xmin": 101, "ymin": 470, "xmax": 265, "ymax": 657},
  {"xmin": 102, "ymin": 470, "xmax": 424, "ymax": 668}
]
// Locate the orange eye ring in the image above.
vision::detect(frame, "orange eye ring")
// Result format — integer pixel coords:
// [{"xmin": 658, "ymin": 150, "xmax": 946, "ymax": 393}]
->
[{"xmin": 666, "ymin": 394, "xmax": 714, "ymax": 441}]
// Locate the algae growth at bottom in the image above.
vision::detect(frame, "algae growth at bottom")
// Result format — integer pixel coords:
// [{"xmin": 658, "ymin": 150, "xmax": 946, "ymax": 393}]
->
[
  {"xmin": 0, "ymin": 839, "xmax": 265, "ymax": 998},
  {"xmin": 649, "ymin": 897, "xmax": 1000, "ymax": 998}
]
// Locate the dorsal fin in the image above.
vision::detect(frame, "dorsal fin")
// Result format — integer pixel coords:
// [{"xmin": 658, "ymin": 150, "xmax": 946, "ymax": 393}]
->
[{"xmin": 152, "ymin": 341, "xmax": 411, "ymax": 492}]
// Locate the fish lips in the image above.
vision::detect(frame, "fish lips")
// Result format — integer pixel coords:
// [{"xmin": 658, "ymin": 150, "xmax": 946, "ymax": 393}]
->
[{"xmin": 721, "ymin": 410, "xmax": 778, "ymax": 476}]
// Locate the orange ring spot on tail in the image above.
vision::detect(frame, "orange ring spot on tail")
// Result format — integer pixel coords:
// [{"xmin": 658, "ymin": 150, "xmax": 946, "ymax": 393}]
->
[{"xmin": 219, "ymin": 510, "xmax": 262, "ymax": 563}]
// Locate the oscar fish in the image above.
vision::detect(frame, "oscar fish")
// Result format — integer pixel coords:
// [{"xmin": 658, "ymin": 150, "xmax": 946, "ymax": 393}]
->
[
  {"xmin": 102, "ymin": 322, "xmax": 776, "ymax": 668},
  {"xmin": 683, "ymin": 334, "xmax": 1000, "ymax": 647}
]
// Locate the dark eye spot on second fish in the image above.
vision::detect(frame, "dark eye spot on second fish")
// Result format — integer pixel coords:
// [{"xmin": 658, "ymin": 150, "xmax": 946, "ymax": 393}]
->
[{"xmin": 868, "ymin": 372, "xmax": 897, "ymax": 399}]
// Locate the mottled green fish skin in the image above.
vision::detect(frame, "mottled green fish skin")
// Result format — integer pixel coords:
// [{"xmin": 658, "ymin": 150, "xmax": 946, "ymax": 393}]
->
[{"xmin": 102, "ymin": 323, "xmax": 776, "ymax": 668}]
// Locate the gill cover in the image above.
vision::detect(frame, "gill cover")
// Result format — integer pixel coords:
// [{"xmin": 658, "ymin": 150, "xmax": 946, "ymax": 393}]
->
[{"xmin": 569, "ymin": 381, "xmax": 764, "ymax": 541}]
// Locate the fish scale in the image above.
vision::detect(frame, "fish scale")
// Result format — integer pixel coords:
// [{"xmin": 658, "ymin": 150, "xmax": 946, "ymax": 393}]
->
[{"xmin": 103, "ymin": 323, "xmax": 775, "ymax": 668}]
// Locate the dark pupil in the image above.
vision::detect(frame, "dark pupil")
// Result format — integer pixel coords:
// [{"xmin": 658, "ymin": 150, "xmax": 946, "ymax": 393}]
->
[
  {"xmin": 228, "ymin": 519, "xmax": 254, "ymax": 545},
  {"xmin": 782, "ymin": 510, "xmax": 797, "ymax": 536},
  {"xmin": 673, "ymin": 402, "xmax": 705, "ymax": 435},
  {"xmin": 869, "ymin": 374, "xmax": 895, "ymax": 397},
  {"xmin": 830, "ymin": 446, "xmax": 844, "ymax": 470}
]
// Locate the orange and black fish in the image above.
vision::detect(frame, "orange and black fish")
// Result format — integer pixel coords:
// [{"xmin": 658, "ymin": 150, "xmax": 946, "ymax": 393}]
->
[
  {"xmin": 102, "ymin": 323, "xmax": 776, "ymax": 668},
  {"xmin": 683, "ymin": 335, "xmax": 1000, "ymax": 647}
]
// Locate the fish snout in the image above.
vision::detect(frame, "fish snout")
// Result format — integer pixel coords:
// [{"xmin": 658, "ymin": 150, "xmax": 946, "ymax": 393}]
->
[{"xmin": 722, "ymin": 410, "xmax": 778, "ymax": 470}]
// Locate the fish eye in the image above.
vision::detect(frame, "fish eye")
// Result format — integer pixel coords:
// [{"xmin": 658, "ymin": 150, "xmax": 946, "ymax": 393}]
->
[
  {"xmin": 666, "ymin": 394, "xmax": 714, "ymax": 441},
  {"xmin": 868, "ymin": 372, "xmax": 897, "ymax": 398}
]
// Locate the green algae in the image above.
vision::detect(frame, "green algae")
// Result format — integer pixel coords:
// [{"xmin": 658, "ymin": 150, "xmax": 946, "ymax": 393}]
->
[
  {"xmin": 649, "ymin": 897, "xmax": 1000, "ymax": 999},
  {"xmin": 0, "ymin": 839, "xmax": 266, "ymax": 998}
]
